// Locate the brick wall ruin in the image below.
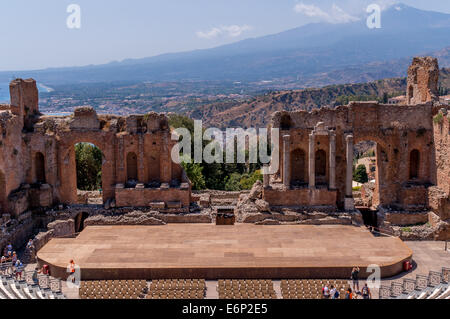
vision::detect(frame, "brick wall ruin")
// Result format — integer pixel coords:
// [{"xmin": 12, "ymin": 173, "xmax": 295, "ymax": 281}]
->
[
  {"xmin": 0, "ymin": 57, "xmax": 448, "ymax": 243},
  {"xmin": 266, "ymin": 102, "xmax": 436, "ymax": 211},
  {"xmin": 0, "ymin": 81, "xmax": 191, "ymax": 220},
  {"xmin": 262, "ymin": 57, "xmax": 449, "ymax": 228}
]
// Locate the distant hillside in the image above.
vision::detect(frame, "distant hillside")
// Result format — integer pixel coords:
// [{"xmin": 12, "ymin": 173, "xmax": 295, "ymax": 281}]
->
[
  {"xmin": 1, "ymin": 3, "xmax": 450, "ymax": 88},
  {"xmin": 188, "ymin": 68, "xmax": 450, "ymax": 128},
  {"xmin": 440, "ymin": 67, "xmax": 450, "ymax": 90}
]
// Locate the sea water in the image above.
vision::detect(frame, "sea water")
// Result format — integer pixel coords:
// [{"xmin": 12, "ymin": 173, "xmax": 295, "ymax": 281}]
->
[
  {"xmin": 0, "ymin": 82, "xmax": 53, "ymax": 103},
  {"xmin": 0, "ymin": 83, "xmax": 9, "ymax": 103}
]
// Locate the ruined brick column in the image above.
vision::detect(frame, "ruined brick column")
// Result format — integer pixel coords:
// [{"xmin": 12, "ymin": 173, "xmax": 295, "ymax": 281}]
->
[
  {"xmin": 138, "ymin": 134, "xmax": 145, "ymax": 182},
  {"xmin": 263, "ymin": 164, "xmax": 269, "ymax": 188},
  {"xmin": 308, "ymin": 132, "xmax": 315, "ymax": 188},
  {"xmin": 345, "ymin": 134, "xmax": 355, "ymax": 210},
  {"xmin": 329, "ymin": 131, "xmax": 336, "ymax": 190},
  {"xmin": 160, "ymin": 131, "xmax": 172, "ymax": 183},
  {"xmin": 283, "ymin": 135, "xmax": 290, "ymax": 188}
]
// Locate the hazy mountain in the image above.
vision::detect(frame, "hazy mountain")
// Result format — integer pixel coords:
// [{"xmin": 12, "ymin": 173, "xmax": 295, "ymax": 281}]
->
[
  {"xmin": 187, "ymin": 67, "xmax": 450, "ymax": 129},
  {"xmin": 1, "ymin": 3, "xmax": 450, "ymax": 85}
]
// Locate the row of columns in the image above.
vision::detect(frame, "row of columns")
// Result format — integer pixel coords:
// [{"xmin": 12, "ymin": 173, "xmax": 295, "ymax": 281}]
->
[
  {"xmin": 281, "ymin": 132, "xmax": 337, "ymax": 189},
  {"xmin": 280, "ymin": 132, "xmax": 354, "ymax": 194},
  {"xmin": 345, "ymin": 134, "xmax": 355, "ymax": 210}
]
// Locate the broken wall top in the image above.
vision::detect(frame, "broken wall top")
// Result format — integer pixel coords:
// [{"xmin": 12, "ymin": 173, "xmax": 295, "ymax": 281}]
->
[
  {"xmin": 34, "ymin": 106, "xmax": 170, "ymax": 135},
  {"xmin": 271, "ymin": 102, "xmax": 434, "ymax": 131}
]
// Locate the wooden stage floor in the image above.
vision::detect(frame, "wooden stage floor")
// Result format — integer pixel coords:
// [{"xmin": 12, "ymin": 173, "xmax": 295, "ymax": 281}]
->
[{"xmin": 37, "ymin": 224, "xmax": 412, "ymax": 280}]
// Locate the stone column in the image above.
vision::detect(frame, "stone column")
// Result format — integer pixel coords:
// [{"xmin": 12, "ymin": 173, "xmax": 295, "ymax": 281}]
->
[
  {"xmin": 282, "ymin": 135, "xmax": 290, "ymax": 188},
  {"xmin": 345, "ymin": 134, "xmax": 355, "ymax": 210},
  {"xmin": 329, "ymin": 132, "xmax": 336, "ymax": 190},
  {"xmin": 308, "ymin": 133, "xmax": 315, "ymax": 188},
  {"xmin": 160, "ymin": 131, "xmax": 172, "ymax": 183},
  {"xmin": 263, "ymin": 164, "xmax": 270, "ymax": 188},
  {"xmin": 138, "ymin": 134, "xmax": 144, "ymax": 182}
]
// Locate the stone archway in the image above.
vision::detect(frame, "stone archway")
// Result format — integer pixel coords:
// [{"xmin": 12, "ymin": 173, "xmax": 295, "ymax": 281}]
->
[
  {"xmin": 290, "ymin": 148, "xmax": 306, "ymax": 186},
  {"xmin": 126, "ymin": 152, "xmax": 138, "ymax": 181},
  {"xmin": 409, "ymin": 149, "xmax": 420, "ymax": 180},
  {"xmin": 352, "ymin": 136, "xmax": 389, "ymax": 209},
  {"xmin": 315, "ymin": 149, "xmax": 327, "ymax": 185},
  {"xmin": 58, "ymin": 133, "xmax": 114, "ymax": 205},
  {"xmin": 75, "ymin": 143, "xmax": 103, "ymax": 191},
  {"xmin": 34, "ymin": 152, "xmax": 46, "ymax": 183},
  {"xmin": 148, "ymin": 152, "xmax": 160, "ymax": 183}
]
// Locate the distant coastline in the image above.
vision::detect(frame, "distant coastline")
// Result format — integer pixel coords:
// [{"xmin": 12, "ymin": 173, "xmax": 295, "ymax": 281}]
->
[
  {"xmin": 0, "ymin": 82, "xmax": 54, "ymax": 103},
  {"xmin": 39, "ymin": 83, "xmax": 54, "ymax": 93},
  {"xmin": 0, "ymin": 82, "xmax": 9, "ymax": 102}
]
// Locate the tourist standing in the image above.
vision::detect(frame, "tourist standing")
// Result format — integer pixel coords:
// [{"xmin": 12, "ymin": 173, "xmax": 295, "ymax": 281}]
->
[
  {"xmin": 362, "ymin": 283, "xmax": 372, "ymax": 299},
  {"xmin": 69, "ymin": 259, "xmax": 76, "ymax": 283},
  {"xmin": 15, "ymin": 260, "xmax": 23, "ymax": 280},
  {"xmin": 26, "ymin": 239, "xmax": 34, "ymax": 250},
  {"xmin": 6, "ymin": 243, "xmax": 12, "ymax": 254},
  {"xmin": 351, "ymin": 266, "xmax": 360, "ymax": 293},
  {"xmin": 42, "ymin": 264, "xmax": 50, "ymax": 276},
  {"xmin": 345, "ymin": 287, "xmax": 353, "ymax": 299},
  {"xmin": 32, "ymin": 267, "xmax": 40, "ymax": 285},
  {"xmin": 330, "ymin": 285, "xmax": 339, "ymax": 299},
  {"xmin": 322, "ymin": 284, "xmax": 330, "ymax": 299},
  {"xmin": 11, "ymin": 251, "xmax": 17, "ymax": 264}
]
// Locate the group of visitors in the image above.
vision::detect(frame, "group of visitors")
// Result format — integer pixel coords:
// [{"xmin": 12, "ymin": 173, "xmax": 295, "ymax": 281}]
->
[
  {"xmin": 321, "ymin": 266, "xmax": 372, "ymax": 299},
  {"xmin": 0, "ymin": 242, "xmax": 24, "ymax": 280}
]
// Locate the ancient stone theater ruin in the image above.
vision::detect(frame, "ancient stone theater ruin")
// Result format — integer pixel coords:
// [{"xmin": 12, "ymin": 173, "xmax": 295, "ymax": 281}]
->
[
  {"xmin": 0, "ymin": 86, "xmax": 191, "ymax": 215},
  {"xmin": 236, "ymin": 57, "xmax": 449, "ymax": 240},
  {"xmin": 0, "ymin": 57, "xmax": 449, "ymax": 281}
]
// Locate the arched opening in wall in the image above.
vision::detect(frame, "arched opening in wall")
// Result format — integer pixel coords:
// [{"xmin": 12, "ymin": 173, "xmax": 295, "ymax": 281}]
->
[
  {"xmin": 75, "ymin": 143, "xmax": 103, "ymax": 204},
  {"xmin": 0, "ymin": 171, "xmax": 5, "ymax": 213},
  {"xmin": 408, "ymin": 85, "xmax": 414, "ymax": 102},
  {"xmin": 74, "ymin": 212, "xmax": 90, "ymax": 233},
  {"xmin": 409, "ymin": 149, "xmax": 420, "ymax": 180},
  {"xmin": 148, "ymin": 152, "xmax": 160, "ymax": 186},
  {"xmin": 315, "ymin": 150, "xmax": 327, "ymax": 186},
  {"xmin": 34, "ymin": 152, "xmax": 46, "ymax": 183},
  {"xmin": 127, "ymin": 152, "xmax": 138, "ymax": 182},
  {"xmin": 291, "ymin": 149, "xmax": 306, "ymax": 187},
  {"xmin": 353, "ymin": 140, "xmax": 379, "ymax": 227}
]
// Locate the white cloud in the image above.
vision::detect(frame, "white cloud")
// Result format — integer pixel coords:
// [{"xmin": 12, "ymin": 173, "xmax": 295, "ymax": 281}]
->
[
  {"xmin": 330, "ymin": 4, "xmax": 360, "ymax": 23},
  {"xmin": 294, "ymin": 2, "xmax": 360, "ymax": 24},
  {"xmin": 294, "ymin": 3, "xmax": 330, "ymax": 19},
  {"xmin": 196, "ymin": 25, "xmax": 252, "ymax": 39},
  {"xmin": 375, "ymin": 0, "xmax": 398, "ymax": 11}
]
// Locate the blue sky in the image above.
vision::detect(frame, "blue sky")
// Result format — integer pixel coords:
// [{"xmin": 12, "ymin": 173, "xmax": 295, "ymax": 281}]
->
[{"xmin": 1, "ymin": 0, "xmax": 449, "ymax": 71}]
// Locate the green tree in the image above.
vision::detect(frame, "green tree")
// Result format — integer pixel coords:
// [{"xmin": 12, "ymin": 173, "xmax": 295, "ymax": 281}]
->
[
  {"xmin": 240, "ymin": 170, "xmax": 263, "ymax": 190},
  {"xmin": 181, "ymin": 162, "xmax": 206, "ymax": 190},
  {"xmin": 353, "ymin": 164, "xmax": 368, "ymax": 184},
  {"xmin": 224, "ymin": 173, "xmax": 242, "ymax": 191},
  {"xmin": 75, "ymin": 143, "xmax": 102, "ymax": 191},
  {"xmin": 168, "ymin": 114, "xmax": 267, "ymax": 190}
]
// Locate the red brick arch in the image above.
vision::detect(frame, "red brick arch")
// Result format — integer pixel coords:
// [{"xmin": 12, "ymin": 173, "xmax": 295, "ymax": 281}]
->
[{"xmin": 58, "ymin": 132, "xmax": 115, "ymax": 205}]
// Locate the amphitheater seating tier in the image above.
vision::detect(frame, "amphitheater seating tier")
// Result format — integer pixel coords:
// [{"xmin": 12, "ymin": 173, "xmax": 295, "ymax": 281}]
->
[
  {"xmin": 217, "ymin": 279, "xmax": 277, "ymax": 299},
  {"xmin": 281, "ymin": 279, "xmax": 349, "ymax": 299},
  {"xmin": 379, "ymin": 267, "xmax": 449, "ymax": 300},
  {"xmin": 0, "ymin": 273, "xmax": 65, "ymax": 299},
  {"xmin": 146, "ymin": 279, "xmax": 206, "ymax": 299}
]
